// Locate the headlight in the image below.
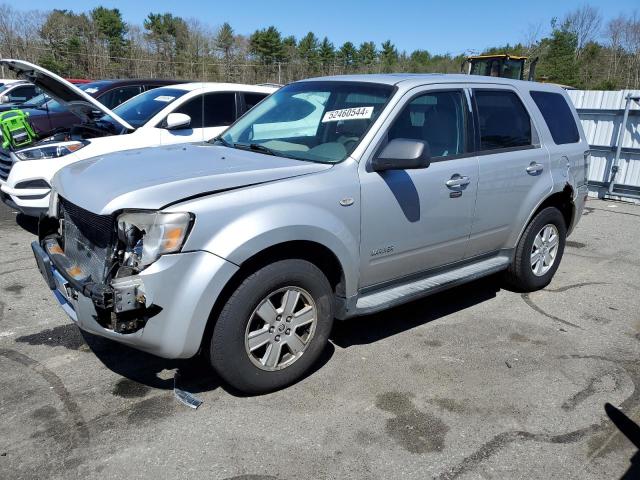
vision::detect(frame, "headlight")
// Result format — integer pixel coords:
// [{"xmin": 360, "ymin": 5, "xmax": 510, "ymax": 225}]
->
[
  {"xmin": 15, "ymin": 141, "xmax": 86, "ymax": 160},
  {"xmin": 117, "ymin": 211, "xmax": 194, "ymax": 268}
]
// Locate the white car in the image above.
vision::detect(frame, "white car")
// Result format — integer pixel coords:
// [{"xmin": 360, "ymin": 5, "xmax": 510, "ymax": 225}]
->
[
  {"xmin": 0, "ymin": 79, "xmax": 38, "ymax": 103},
  {"xmin": 0, "ymin": 60, "xmax": 276, "ymax": 215}
]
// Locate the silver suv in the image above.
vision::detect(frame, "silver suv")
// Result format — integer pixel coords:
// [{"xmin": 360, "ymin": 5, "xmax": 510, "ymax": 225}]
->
[{"xmin": 32, "ymin": 74, "xmax": 589, "ymax": 393}]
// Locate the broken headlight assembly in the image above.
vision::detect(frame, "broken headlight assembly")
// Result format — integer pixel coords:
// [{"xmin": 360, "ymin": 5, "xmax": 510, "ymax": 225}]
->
[
  {"xmin": 15, "ymin": 141, "xmax": 86, "ymax": 160},
  {"xmin": 117, "ymin": 211, "xmax": 194, "ymax": 269}
]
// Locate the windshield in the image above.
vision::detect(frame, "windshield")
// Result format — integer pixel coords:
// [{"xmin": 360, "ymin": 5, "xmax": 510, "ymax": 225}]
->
[
  {"xmin": 220, "ymin": 81, "xmax": 394, "ymax": 163},
  {"xmin": 102, "ymin": 87, "xmax": 187, "ymax": 128},
  {"xmin": 470, "ymin": 58, "xmax": 524, "ymax": 80}
]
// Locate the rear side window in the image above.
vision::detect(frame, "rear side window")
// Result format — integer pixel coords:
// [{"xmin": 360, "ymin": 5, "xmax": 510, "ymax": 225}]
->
[
  {"xmin": 530, "ymin": 91, "xmax": 579, "ymax": 145},
  {"xmin": 474, "ymin": 90, "xmax": 532, "ymax": 151}
]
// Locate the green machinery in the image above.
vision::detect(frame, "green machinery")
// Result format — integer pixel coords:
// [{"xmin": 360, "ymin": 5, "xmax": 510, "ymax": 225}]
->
[{"xmin": 0, "ymin": 109, "xmax": 36, "ymax": 149}]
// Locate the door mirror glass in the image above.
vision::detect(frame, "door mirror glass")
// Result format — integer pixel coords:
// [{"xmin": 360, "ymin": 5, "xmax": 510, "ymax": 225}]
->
[
  {"xmin": 372, "ymin": 138, "xmax": 431, "ymax": 171},
  {"xmin": 165, "ymin": 112, "xmax": 191, "ymax": 130}
]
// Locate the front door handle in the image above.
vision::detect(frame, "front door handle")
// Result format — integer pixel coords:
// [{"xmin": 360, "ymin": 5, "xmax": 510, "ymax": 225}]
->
[
  {"xmin": 445, "ymin": 174, "xmax": 470, "ymax": 188},
  {"xmin": 526, "ymin": 162, "xmax": 544, "ymax": 175}
]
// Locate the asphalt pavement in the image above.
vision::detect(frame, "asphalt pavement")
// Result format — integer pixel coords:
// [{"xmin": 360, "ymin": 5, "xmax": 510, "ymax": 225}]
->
[{"xmin": 0, "ymin": 198, "xmax": 639, "ymax": 479}]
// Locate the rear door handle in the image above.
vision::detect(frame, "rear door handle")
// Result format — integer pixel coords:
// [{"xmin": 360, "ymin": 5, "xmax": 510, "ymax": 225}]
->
[
  {"xmin": 445, "ymin": 175, "xmax": 470, "ymax": 188},
  {"xmin": 526, "ymin": 162, "xmax": 544, "ymax": 175}
]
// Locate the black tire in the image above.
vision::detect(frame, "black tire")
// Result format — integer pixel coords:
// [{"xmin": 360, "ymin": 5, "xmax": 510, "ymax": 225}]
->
[
  {"xmin": 209, "ymin": 259, "xmax": 334, "ymax": 394},
  {"xmin": 505, "ymin": 207, "xmax": 567, "ymax": 292}
]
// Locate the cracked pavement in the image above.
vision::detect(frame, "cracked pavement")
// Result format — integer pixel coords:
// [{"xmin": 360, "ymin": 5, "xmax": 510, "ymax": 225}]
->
[{"xmin": 0, "ymin": 198, "xmax": 639, "ymax": 479}]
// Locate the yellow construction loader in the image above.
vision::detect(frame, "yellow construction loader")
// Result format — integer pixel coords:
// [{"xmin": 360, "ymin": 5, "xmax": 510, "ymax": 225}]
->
[{"xmin": 461, "ymin": 54, "xmax": 538, "ymax": 81}]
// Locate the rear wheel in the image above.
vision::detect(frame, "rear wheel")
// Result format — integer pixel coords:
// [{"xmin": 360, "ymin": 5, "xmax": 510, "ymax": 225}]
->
[
  {"xmin": 505, "ymin": 207, "xmax": 566, "ymax": 291},
  {"xmin": 209, "ymin": 259, "xmax": 334, "ymax": 394}
]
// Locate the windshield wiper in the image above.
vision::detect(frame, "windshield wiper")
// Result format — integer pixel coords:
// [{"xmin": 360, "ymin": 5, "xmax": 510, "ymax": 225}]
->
[
  {"xmin": 210, "ymin": 135, "xmax": 232, "ymax": 147},
  {"xmin": 234, "ymin": 142, "xmax": 276, "ymax": 156}
]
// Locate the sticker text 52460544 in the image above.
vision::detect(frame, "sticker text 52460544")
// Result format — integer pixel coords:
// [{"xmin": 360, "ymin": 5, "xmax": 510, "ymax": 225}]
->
[{"xmin": 322, "ymin": 106, "xmax": 374, "ymax": 123}]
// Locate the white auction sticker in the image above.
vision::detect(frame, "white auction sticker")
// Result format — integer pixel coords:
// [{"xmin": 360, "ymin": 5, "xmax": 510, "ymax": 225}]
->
[
  {"xmin": 154, "ymin": 95, "xmax": 175, "ymax": 102},
  {"xmin": 322, "ymin": 106, "xmax": 373, "ymax": 123},
  {"xmin": 84, "ymin": 87, "xmax": 99, "ymax": 94}
]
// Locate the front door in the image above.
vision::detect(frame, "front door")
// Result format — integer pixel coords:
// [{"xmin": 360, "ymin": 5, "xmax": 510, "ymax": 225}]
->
[{"xmin": 359, "ymin": 87, "xmax": 479, "ymax": 289}]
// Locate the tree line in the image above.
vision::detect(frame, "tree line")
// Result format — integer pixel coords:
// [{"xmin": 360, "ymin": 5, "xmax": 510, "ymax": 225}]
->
[{"xmin": 0, "ymin": 3, "xmax": 638, "ymax": 89}]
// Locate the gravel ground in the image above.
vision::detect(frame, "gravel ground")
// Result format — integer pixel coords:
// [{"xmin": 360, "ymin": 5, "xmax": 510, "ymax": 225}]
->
[{"xmin": 0, "ymin": 198, "xmax": 638, "ymax": 480}]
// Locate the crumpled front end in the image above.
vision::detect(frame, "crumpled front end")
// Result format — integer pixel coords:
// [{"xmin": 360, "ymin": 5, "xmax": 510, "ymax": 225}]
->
[{"xmin": 33, "ymin": 196, "xmax": 239, "ymax": 358}]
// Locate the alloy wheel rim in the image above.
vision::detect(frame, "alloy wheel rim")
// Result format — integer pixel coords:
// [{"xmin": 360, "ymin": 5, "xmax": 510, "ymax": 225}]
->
[
  {"xmin": 244, "ymin": 286, "xmax": 317, "ymax": 371},
  {"xmin": 530, "ymin": 224, "xmax": 560, "ymax": 277}
]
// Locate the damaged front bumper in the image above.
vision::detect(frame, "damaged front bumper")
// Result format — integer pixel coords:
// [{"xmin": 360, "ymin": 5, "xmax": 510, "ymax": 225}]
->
[{"xmin": 32, "ymin": 224, "xmax": 239, "ymax": 359}]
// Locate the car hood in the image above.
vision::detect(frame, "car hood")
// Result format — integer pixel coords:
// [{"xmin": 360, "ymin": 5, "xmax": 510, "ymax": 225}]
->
[
  {"xmin": 53, "ymin": 143, "xmax": 332, "ymax": 215},
  {"xmin": 0, "ymin": 59, "xmax": 133, "ymax": 130}
]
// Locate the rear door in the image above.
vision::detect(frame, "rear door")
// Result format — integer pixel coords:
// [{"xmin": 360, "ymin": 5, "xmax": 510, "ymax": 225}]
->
[
  {"xmin": 467, "ymin": 86, "xmax": 552, "ymax": 256},
  {"xmin": 160, "ymin": 92, "xmax": 238, "ymax": 145},
  {"xmin": 359, "ymin": 86, "xmax": 479, "ymax": 288},
  {"xmin": 528, "ymin": 90, "xmax": 588, "ymax": 193}
]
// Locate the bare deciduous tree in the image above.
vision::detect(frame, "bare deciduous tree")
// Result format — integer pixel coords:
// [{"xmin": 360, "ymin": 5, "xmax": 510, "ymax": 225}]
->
[{"xmin": 564, "ymin": 4, "xmax": 603, "ymax": 58}]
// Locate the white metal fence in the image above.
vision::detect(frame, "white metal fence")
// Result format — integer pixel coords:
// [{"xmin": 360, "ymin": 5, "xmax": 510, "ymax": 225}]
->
[{"xmin": 568, "ymin": 89, "xmax": 640, "ymax": 202}]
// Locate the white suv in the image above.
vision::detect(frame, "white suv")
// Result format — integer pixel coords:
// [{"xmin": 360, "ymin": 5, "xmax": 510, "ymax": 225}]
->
[{"xmin": 0, "ymin": 60, "xmax": 276, "ymax": 215}]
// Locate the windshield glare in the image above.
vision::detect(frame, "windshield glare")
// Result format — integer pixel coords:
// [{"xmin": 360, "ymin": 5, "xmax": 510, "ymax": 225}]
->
[
  {"xmin": 221, "ymin": 81, "xmax": 394, "ymax": 163},
  {"xmin": 105, "ymin": 87, "xmax": 187, "ymax": 128}
]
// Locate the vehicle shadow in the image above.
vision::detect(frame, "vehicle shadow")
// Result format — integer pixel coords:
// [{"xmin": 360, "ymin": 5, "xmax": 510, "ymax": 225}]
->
[
  {"xmin": 82, "ymin": 328, "xmax": 335, "ymax": 397},
  {"xmin": 81, "ymin": 331, "xmax": 219, "ymax": 394},
  {"xmin": 604, "ymin": 402, "xmax": 640, "ymax": 480},
  {"xmin": 16, "ymin": 213, "xmax": 39, "ymax": 235},
  {"xmin": 80, "ymin": 272, "xmax": 499, "ymax": 395},
  {"xmin": 331, "ymin": 274, "xmax": 502, "ymax": 348}
]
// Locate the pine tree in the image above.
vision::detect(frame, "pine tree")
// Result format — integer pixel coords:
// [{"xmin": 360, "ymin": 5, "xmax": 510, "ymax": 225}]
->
[
  {"xmin": 380, "ymin": 40, "xmax": 398, "ymax": 72},
  {"xmin": 539, "ymin": 23, "xmax": 580, "ymax": 87},
  {"xmin": 249, "ymin": 26, "xmax": 284, "ymax": 64},
  {"xmin": 319, "ymin": 37, "xmax": 335, "ymax": 68}
]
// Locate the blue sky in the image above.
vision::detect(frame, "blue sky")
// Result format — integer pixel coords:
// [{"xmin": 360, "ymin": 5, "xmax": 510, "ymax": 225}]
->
[{"xmin": 26, "ymin": 0, "xmax": 638, "ymax": 55}]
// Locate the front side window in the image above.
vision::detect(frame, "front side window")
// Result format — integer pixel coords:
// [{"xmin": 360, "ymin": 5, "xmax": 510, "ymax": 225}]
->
[
  {"xmin": 173, "ymin": 93, "xmax": 238, "ymax": 129},
  {"xmin": 202, "ymin": 92, "xmax": 236, "ymax": 127},
  {"xmin": 243, "ymin": 93, "xmax": 268, "ymax": 112},
  {"xmin": 530, "ymin": 91, "xmax": 580, "ymax": 145},
  {"xmin": 220, "ymin": 81, "xmax": 394, "ymax": 163},
  {"xmin": 105, "ymin": 87, "xmax": 188, "ymax": 128},
  {"xmin": 386, "ymin": 90, "xmax": 467, "ymax": 158},
  {"xmin": 475, "ymin": 90, "xmax": 532, "ymax": 151},
  {"xmin": 171, "ymin": 92, "xmax": 236, "ymax": 128}
]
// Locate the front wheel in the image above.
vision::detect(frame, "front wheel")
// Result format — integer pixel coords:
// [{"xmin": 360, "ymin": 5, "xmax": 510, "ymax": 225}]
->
[
  {"xmin": 505, "ymin": 207, "xmax": 567, "ymax": 292},
  {"xmin": 209, "ymin": 259, "xmax": 334, "ymax": 394}
]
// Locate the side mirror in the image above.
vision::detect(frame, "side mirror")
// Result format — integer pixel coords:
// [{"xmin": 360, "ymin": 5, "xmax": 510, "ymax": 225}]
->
[
  {"xmin": 371, "ymin": 138, "xmax": 431, "ymax": 172},
  {"xmin": 0, "ymin": 95, "xmax": 8, "ymax": 104},
  {"xmin": 165, "ymin": 113, "xmax": 191, "ymax": 130}
]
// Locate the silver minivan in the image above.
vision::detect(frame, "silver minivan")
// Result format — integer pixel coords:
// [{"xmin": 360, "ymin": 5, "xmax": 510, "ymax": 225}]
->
[{"xmin": 33, "ymin": 74, "xmax": 589, "ymax": 393}]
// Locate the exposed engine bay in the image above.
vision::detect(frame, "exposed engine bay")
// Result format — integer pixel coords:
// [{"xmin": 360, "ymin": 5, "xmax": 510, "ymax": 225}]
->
[
  {"xmin": 36, "ymin": 119, "xmax": 121, "ymax": 145},
  {"xmin": 39, "ymin": 198, "xmax": 163, "ymax": 335}
]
